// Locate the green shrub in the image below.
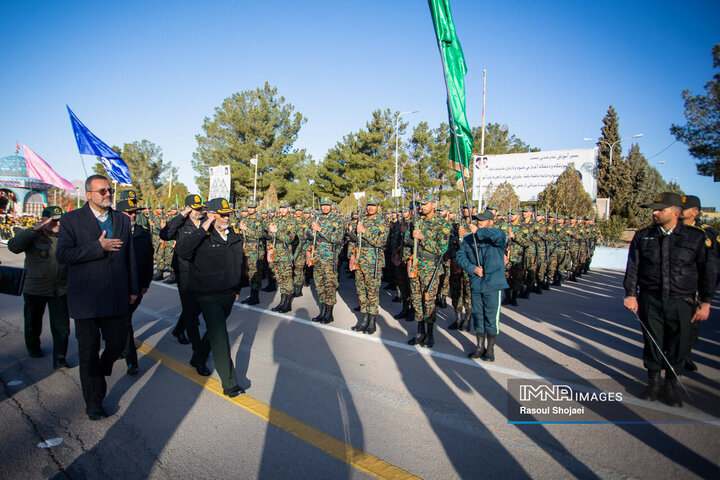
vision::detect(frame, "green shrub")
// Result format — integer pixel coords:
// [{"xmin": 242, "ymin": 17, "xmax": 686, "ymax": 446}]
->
[{"xmin": 598, "ymin": 216, "xmax": 626, "ymax": 247}]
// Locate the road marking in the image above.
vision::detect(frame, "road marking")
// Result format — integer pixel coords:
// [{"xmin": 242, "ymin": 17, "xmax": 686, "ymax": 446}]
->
[
  {"xmin": 136, "ymin": 341, "xmax": 420, "ymax": 480},
  {"xmin": 149, "ymin": 281, "xmax": 720, "ymax": 424}
]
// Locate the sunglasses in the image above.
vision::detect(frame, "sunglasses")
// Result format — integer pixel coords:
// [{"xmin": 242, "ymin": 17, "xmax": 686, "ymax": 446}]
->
[{"xmin": 89, "ymin": 188, "xmax": 115, "ymax": 196}]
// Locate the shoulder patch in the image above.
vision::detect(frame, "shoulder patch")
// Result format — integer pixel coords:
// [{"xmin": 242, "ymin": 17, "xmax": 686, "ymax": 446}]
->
[
  {"xmin": 523, "ymin": 229, "xmax": 528, "ymax": 233},
  {"xmin": 706, "ymin": 238, "xmax": 712, "ymax": 247},
  {"xmin": 442, "ymin": 227, "xmax": 450, "ymax": 234}
]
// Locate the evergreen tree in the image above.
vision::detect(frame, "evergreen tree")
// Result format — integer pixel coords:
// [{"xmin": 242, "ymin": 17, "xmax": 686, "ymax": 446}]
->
[
  {"xmin": 472, "ymin": 123, "xmax": 538, "ymax": 154},
  {"xmin": 485, "ymin": 181, "xmax": 520, "ymax": 213},
  {"xmin": 671, "ymin": 44, "xmax": 720, "ymax": 181},
  {"xmin": 626, "ymin": 144, "xmax": 668, "ymax": 227},
  {"xmin": 596, "ymin": 106, "xmax": 621, "ymax": 198},
  {"xmin": 537, "ymin": 164, "xmax": 594, "ymax": 216},
  {"xmin": 192, "ymin": 83, "xmax": 307, "ymax": 201}
]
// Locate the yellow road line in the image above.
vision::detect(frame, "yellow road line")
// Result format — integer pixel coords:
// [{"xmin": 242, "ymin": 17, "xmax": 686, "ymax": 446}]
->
[{"xmin": 137, "ymin": 342, "xmax": 420, "ymax": 480}]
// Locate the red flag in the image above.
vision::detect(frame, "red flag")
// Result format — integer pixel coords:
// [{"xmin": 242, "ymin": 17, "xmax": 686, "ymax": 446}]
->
[
  {"xmin": 67, "ymin": 201, "xmax": 72, "ymax": 211},
  {"xmin": 15, "ymin": 141, "xmax": 20, "ymax": 151}
]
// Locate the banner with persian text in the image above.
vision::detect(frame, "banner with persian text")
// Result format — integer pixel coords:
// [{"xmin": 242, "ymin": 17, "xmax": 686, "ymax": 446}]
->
[{"xmin": 472, "ymin": 148, "xmax": 598, "ymax": 202}]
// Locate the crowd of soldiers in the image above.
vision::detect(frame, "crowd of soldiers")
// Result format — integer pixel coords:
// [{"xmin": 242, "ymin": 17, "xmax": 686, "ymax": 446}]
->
[
  {"xmin": 137, "ymin": 191, "xmax": 599, "ymax": 351},
  {"xmin": 0, "ymin": 214, "xmax": 40, "ymax": 241}
]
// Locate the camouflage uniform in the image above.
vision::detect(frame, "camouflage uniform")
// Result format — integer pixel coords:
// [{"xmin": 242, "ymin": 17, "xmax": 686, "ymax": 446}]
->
[
  {"xmin": 404, "ymin": 195, "xmax": 450, "ymax": 348},
  {"xmin": 240, "ymin": 204, "xmax": 265, "ymax": 294},
  {"xmin": 520, "ymin": 209, "xmax": 537, "ymax": 296},
  {"xmin": 506, "ymin": 212, "xmax": 530, "ymax": 303},
  {"xmin": 310, "ymin": 198, "xmax": 345, "ymax": 323},
  {"xmin": 266, "ymin": 201, "xmax": 298, "ymax": 304},
  {"xmin": 390, "ymin": 212, "xmax": 412, "ymax": 320},
  {"xmin": 448, "ymin": 214, "xmax": 472, "ymax": 328},
  {"xmin": 292, "ymin": 207, "xmax": 310, "ymax": 295}
]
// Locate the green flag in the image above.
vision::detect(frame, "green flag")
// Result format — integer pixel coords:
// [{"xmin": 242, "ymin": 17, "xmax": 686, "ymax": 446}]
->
[{"xmin": 428, "ymin": 0, "xmax": 473, "ymax": 182}]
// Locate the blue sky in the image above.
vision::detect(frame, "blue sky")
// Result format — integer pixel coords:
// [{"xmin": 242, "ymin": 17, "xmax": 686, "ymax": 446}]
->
[{"xmin": 2, "ymin": 0, "xmax": 719, "ymax": 208}]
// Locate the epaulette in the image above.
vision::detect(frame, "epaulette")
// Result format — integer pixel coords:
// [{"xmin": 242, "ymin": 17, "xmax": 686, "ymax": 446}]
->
[{"xmin": 688, "ymin": 224, "xmax": 705, "ymax": 232}]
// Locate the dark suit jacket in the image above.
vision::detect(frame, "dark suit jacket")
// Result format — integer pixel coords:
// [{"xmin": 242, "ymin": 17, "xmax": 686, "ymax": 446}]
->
[{"xmin": 56, "ymin": 203, "xmax": 138, "ymax": 319}]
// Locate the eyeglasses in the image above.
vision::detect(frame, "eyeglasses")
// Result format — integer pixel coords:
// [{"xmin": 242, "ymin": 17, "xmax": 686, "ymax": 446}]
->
[{"xmin": 89, "ymin": 188, "xmax": 115, "ymax": 196}]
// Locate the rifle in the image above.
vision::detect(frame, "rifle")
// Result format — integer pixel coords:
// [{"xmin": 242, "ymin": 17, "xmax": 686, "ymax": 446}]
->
[
  {"xmin": 410, "ymin": 189, "xmax": 419, "ymax": 278},
  {"xmin": 308, "ymin": 193, "xmax": 317, "ymax": 266},
  {"xmin": 349, "ymin": 198, "xmax": 361, "ymax": 271},
  {"xmin": 426, "ymin": 252, "xmax": 445, "ymax": 293}
]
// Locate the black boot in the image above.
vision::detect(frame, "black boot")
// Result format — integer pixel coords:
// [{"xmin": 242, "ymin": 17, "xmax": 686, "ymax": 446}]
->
[
  {"xmin": 153, "ymin": 270, "xmax": 164, "ymax": 281},
  {"xmin": 469, "ymin": 333, "xmax": 486, "ymax": 358},
  {"xmin": 164, "ymin": 272, "xmax": 177, "ymax": 284},
  {"xmin": 421, "ymin": 323, "xmax": 434, "ymax": 348},
  {"xmin": 405, "ymin": 307, "xmax": 415, "ymax": 322},
  {"xmin": 541, "ymin": 279, "xmax": 550, "ymax": 290},
  {"xmin": 392, "ymin": 295, "xmax": 401, "ymax": 303},
  {"xmin": 639, "ymin": 370, "xmax": 662, "ymax": 402},
  {"xmin": 312, "ymin": 303, "xmax": 327, "ymax": 322},
  {"xmin": 321, "ymin": 304, "xmax": 335, "ymax": 324},
  {"xmin": 271, "ymin": 294, "xmax": 286, "ymax": 312},
  {"xmin": 293, "ymin": 284, "xmax": 303, "ymax": 298},
  {"xmin": 460, "ymin": 310, "xmax": 472, "ymax": 331},
  {"xmin": 552, "ymin": 274, "xmax": 562, "ymax": 286},
  {"xmin": 534, "ymin": 283, "xmax": 543, "ymax": 294},
  {"xmin": 262, "ymin": 278, "xmax": 277, "ymax": 292},
  {"xmin": 363, "ymin": 315, "xmax": 377, "ymax": 334},
  {"xmin": 482, "ymin": 334, "xmax": 496, "ymax": 362},
  {"xmin": 502, "ymin": 288, "xmax": 512, "ymax": 305},
  {"xmin": 408, "ymin": 321, "xmax": 426, "ymax": 345},
  {"xmin": 511, "ymin": 290, "xmax": 519, "ymax": 306},
  {"xmin": 519, "ymin": 286, "xmax": 530, "ymax": 299},
  {"xmin": 278, "ymin": 294, "xmax": 293, "ymax": 313},
  {"xmin": 660, "ymin": 374, "xmax": 683, "ymax": 407},
  {"xmin": 353, "ymin": 306, "xmax": 361, "ymax": 312},
  {"xmin": 394, "ymin": 300, "xmax": 409, "ymax": 319},
  {"xmin": 684, "ymin": 356, "xmax": 698, "ymax": 372},
  {"xmin": 448, "ymin": 308, "xmax": 462, "ymax": 330},
  {"xmin": 352, "ymin": 313, "xmax": 370, "ymax": 331},
  {"xmin": 436, "ymin": 294, "xmax": 448, "ymax": 309},
  {"xmin": 242, "ymin": 288, "xmax": 259, "ymax": 305}
]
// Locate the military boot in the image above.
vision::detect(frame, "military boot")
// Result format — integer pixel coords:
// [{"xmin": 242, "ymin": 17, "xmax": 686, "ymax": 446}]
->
[
  {"xmin": 262, "ymin": 278, "xmax": 277, "ymax": 292},
  {"xmin": 247, "ymin": 288, "xmax": 260, "ymax": 305},
  {"xmin": 461, "ymin": 309, "xmax": 473, "ymax": 331},
  {"xmin": 421, "ymin": 323, "xmax": 435, "ymax": 348},
  {"xmin": 363, "ymin": 315, "xmax": 377, "ymax": 334},
  {"xmin": 511, "ymin": 290, "xmax": 519, "ymax": 306},
  {"xmin": 394, "ymin": 300, "xmax": 410, "ymax": 319},
  {"xmin": 278, "ymin": 295, "xmax": 293, "ymax": 313},
  {"xmin": 519, "ymin": 286, "xmax": 530, "ymax": 299},
  {"xmin": 448, "ymin": 308, "xmax": 463, "ymax": 330},
  {"xmin": 405, "ymin": 307, "xmax": 415, "ymax": 322},
  {"xmin": 552, "ymin": 274, "xmax": 562, "ymax": 287},
  {"xmin": 352, "ymin": 313, "xmax": 370, "ymax": 331},
  {"xmin": 660, "ymin": 374, "xmax": 683, "ymax": 407},
  {"xmin": 321, "ymin": 304, "xmax": 335, "ymax": 324},
  {"xmin": 312, "ymin": 304, "xmax": 327, "ymax": 322},
  {"xmin": 408, "ymin": 321, "xmax": 426, "ymax": 345},
  {"xmin": 502, "ymin": 288, "xmax": 512, "ymax": 305},
  {"xmin": 639, "ymin": 370, "xmax": 662, "ymax": 402},
  {"xmin": 541, "ymin": 278, "xmax": 550, "ymax": 290},
  {"xmin": 482, "ymin": 334, "xmax": 496, "ymax": 362},
  {"xmin": 436, "ymin": 294, "xmax": 448, "ymax": 309},
  {"xmin": 468, "ymin": 333, "xmax": 486, "ymax": 359},
  {"xmin": 153, "ymin": 270, "xmax": 164, "ymax": 281},
  {"xmin": 164, "ymin": 272, "xmax": 177, "ymax": 284},
  {"xmin": 293, "ymin": 284, "xmax": 303, "ymax": 298},
  {"xmin": 684, "ymin": 355, "xmax": 698, "ymax": 372},
  {"xmin": 271, "ymin": 294, "xmax": 287, "ymax": 312},
  {"xmin": 534, "ymin": 281, "xmax": 543, "ymax": 294}
]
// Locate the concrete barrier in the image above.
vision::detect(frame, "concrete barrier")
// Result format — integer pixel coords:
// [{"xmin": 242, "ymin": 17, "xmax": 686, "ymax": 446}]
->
[{"xmin": 590, "ymin": 246, "xmax": 629, "ymax": 271}]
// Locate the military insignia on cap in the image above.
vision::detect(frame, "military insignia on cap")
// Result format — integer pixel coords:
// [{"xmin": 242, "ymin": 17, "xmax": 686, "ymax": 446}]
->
[
  {"xmin": 682, "ymin": 196, "xmax": 687, "ymax": 203},
  {"xmin": 128, "ymin": 199, "xmax": 136, "ymax": 207},
  {"xmin": 39, "ymin": 249, "xmax": 49, "ymax": 258},
  {"xmin": 194, "ymin": 195, "xmax": 200, "ymax": 202},
  {"xmin": 222, "ymin": 199, "xmax": 228, "ymax": 208},
  {"xmin": 129, "ymin": 191, "xmax": 135, "ymax": 198},
  {"xmin": 706, "ymin": 238, "xmax": 712, "ymax": 247},
  {"xmin": 655, "ymin": 194, "xmax": 663, "ymax": 202}
]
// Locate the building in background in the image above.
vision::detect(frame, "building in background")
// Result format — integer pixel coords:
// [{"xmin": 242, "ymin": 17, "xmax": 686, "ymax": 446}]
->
[{"xmin": 0, "ymin": 154, "xmax": 52, "ymax": 216}]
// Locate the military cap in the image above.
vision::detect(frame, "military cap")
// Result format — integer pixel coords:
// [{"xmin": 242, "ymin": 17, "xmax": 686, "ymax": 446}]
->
[
  {"xmin": 303, "ymin": 207, "xmax": 311, "ymax": 214},
  {"xmin": 486, "ymin": 204, "xmax": 499, "ymax": 211},
  {"xmin": 536, "ymin": 210, "xmax": 546, "ymax": 216},
  {"xmin": 474, "ymin": 209, "xmax": 494, "ymax": 221},
  {"xmin": 246, "ymin": 199, "xmax": 258, "ymax": 208},
  {"xmin": 366, "ymin": 195, "xmax": 379, "ymax": 206},
  {"xmin": 496, "ymin": 211, "xmax": 506, "ymax": 217},
  {"xmin": 295, "ymin": 204, "xmax": 303, "ymax": 211},
  {"xmin": 185, "ymin": 194, "xmax": 205, "ymax": 209},
  {"xmin": 241, "ymin": 207, "xmax": 248, "ymax": 213},
  {"xmin": 682, "ymin": 195, "xmax": 701, "ymax": 209},
  {"xmin": 418, "ymin": 194, "xmax": 433, "ymax": 204},
  {"xmin": 439, "ymin": 204, "xmax": 448, "ymax": 211},
  {"xmin": 116, "ymin": 199, "xmax": 144, "ymax": 213},
  {"xmin": 547, "ymin": 212, "xmax": 557, "ymax": 219},
  {"xmin": 41, "ymin": 206, "xmax": 63, "ymax": 220},
  {"xmin": 170, "ymin": 204, "xmax": 179, "ymax": 210},
  {"xmin": 206, "ymin": 197, "xmax": 233, "ymax": 214},
  {"xmin": 583, "ymin": 215, "xmax": 590, "ymax": 220},
  {"xmin": 156, "ymin": 204, "xmax": 165, "ymax": 210},
  {"xmin": 320, "ymin": 196, "xmax": 332, "ymax": 206},
  {"xmin": 278, "ymin": 200, "xmax": 289, "ymax": 208},
  {"xmin": 118, "ymin": 190, "xmax": 137, "ymax": 201},
  {"xmin": 521, "ymin": 205, "xmax": 533, "ymax": 212},
  {"xmin": 509, "ymin": 208, "xmax": 521, "ymax": 215},
  {"xmin": 641, "ymin": 192, "xmax": 683, "ymax": 210},
  {"xmin": 569, "ymin": 214, "xmax": 577, "ymax": 219}
]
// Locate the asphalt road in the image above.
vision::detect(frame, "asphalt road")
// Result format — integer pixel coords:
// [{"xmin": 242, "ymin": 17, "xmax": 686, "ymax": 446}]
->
[{"xmin": 0, "ymin": 244, "xmax": 718, "ymax": 480}]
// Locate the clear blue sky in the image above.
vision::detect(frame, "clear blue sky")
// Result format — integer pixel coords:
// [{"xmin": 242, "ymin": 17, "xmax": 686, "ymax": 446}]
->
[{"xmin": 2, "ymin": 0, "xmax": 719, "ymax": 208}]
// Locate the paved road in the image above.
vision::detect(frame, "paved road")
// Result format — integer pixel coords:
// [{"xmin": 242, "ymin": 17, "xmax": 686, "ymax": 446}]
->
[{"xmin": 1, "ymin": 244, "xmax": 718, "ymax": 479}]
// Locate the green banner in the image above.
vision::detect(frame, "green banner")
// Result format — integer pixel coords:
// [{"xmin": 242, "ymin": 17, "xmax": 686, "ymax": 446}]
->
[{"xmin": 428, "ymin": 0, "xmax": 474, "ymax": 181}]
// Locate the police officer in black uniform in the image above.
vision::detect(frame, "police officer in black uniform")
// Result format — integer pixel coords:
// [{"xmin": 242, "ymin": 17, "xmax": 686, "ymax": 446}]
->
[
  {"xmin": 175, "ymin": 197, "xmax": 245, "ymax": 397},
  {"xmin": 623, "ymin": 192, "xmax": 716, "ymax": 407}
]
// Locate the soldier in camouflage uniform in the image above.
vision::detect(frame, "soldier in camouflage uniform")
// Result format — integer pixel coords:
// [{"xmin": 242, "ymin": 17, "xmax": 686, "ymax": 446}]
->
[
  {"xmin": 566, "ymin": 215, "xmax": 581, "ymax": 281},
  {"xmin": 404, "ymin": 194, "xmax": 450, "ymax": 348},
  {"xmin": 504, "ymin": 209, "xmax": 529, "ymax": 306},
  {"xmin": 436, "ymin": 205, "xmax": 451, "ymax": 309},
  {"xmin": 238, "ymin": 199, "xmax": 265, "ymax": 305},
  {"xmin": 151, "ymin": 205, "xmax": 168, "ymax": 281},
  {"xmin": 534, "ymin": 210, "xmax": 552, "ymax": 291},
  {"xmin": 349, "ymin": 196, "xmax": 389, "ymax": 334},
  {"xmin": 308, "ymin": 196, "xmax": 344, "ymax": 324},
  {"xmin": 392, "ymin": 206, "xmax": 413, "ymax": 321},
  {"xmin": 292, "ymin": 204, "xmax": 309, "ymax": 298},
  {"xmin": 545, "ymin": 213, "xmax": 562, "ymax": 287},
  {"xmin": 265, "ymin": 200, "xmax": 298, "ymax": 313},
  {"xmin": 448, "ymin": 204, "xmax": 473, "ymax": 330},
  {"xmin": 519, "ymin": 206, "xmax": 537, "ymax": 298},
  {"xmin": 163, "ymin": 204, "xmax": 179, "ymax": 284}
]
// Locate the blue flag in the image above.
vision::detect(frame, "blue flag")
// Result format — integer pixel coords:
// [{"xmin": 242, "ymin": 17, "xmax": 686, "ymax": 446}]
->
[{"xmin": 67, "ymin": 106, "xmax": 132, "ymax": 185}]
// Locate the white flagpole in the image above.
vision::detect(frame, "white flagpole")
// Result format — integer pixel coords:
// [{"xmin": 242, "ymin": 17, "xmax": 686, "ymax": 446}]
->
[{"xmin": 479, "ymin": 69, "xmax": 486, "ymax": 211}]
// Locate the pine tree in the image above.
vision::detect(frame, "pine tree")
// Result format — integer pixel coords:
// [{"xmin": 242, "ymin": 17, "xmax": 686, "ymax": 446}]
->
[
  {"xmin": 486, "ymin": 181, "xmax": 520, "ymax": 212},
  {"xmin": 537, "ymin": 164, "xmax": 594, "ymax": 216},
  {"xmin": 596, "ymin": 106, "xmax": 621, "ymax": 198}
]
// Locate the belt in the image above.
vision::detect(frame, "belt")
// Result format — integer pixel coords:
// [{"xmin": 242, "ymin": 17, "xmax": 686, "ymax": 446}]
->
[{"xmin": 417, "ymin": 250, "xmax": 440, "ymax": 261}]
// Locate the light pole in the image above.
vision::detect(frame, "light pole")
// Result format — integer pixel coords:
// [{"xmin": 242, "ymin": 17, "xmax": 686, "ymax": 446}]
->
[
  {"xmin": 394, "ymin": 110, "xmax": 418, "ymax": 197},
  {"xmin": 250, "ymin": 156, "xmax": 259, "ymax": 202}
]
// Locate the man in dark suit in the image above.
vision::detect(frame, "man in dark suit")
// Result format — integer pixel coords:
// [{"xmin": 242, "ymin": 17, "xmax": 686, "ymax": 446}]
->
[
  {"xmin": 56, "ymin": 175, "xmax": 138, "ymax": 420},
  {"xmin": 116, "ymin": 198, "xmax": 154, "ymax": 376}
]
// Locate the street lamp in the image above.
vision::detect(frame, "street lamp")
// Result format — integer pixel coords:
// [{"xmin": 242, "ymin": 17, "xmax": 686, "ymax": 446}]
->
[
  {"xmin": 394, "ymin": 110, "xmax": 418, "ymax": 197},
  {"xmin": 584, "ymin": 133, "xmax": 643, "ymax": 165}
]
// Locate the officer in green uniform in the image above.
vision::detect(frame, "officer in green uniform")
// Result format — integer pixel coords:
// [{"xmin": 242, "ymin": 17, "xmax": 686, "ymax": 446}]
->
[
  {"xmin": 404, "ymin": 194, "xmax": 450, "ymax": 348},
  {"xmin": 308, "ymin": 196, "xmax": 345, "ymax": 323},
  {"xmin": 292, "ymin": 204, "xmax": 308, "ymax": 298},
  {"xmin": 8, "ymin": 206, "xmax": 69, "ymax": 368},
  {"xmin": 238, "ymin": 199, "xmax": 265, "ymax": 305},
  {"xmin": 519, "ymin": 206, "xmax": 538, "ymax": 298},
  {"xmin": 349, "ymin": 195, "xmax": 389, "ymax": 334},
  {"xmin": 174, "ymin": 198, "xmax": 245, "ymax": 398},
  {"xmin": 266, "ymin": 200, "xmax": 298, "ymax": 313}
]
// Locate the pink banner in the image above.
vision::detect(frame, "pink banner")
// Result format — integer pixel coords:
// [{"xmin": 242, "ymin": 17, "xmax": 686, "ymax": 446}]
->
[{"xmin": 23, "ymin": 145, "xmax": 75, "ymax": 191}]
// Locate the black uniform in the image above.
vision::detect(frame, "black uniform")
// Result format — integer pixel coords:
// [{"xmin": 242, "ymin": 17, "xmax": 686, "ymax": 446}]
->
[
  {"xmin": 123, "ymin": 220, "xmax": 154, "ymax": 371},
  {"xmin": 175, "ymin": 224, "xmax": 245, "ymax": 395},
  {"xmin": 624, "ymin": 221, "xmax": 716, "ymax": 375}
]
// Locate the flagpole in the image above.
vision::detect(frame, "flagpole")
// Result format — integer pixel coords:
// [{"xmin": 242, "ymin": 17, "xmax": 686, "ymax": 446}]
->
[
  {"xmin": 479, "ymin": 69, "xmax": 486, "ymax": 212},
  {"xmin": 436, "ymin": 39, "xmax": 479, "ymax": 264},
  {"xmin": 78, "ymin": 154, "xmax": 88, "ymax": 178}
]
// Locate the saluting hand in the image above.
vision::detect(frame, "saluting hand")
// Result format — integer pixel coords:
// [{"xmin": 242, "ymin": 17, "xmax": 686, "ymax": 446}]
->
[
  {"xmin": 201, "ymin": 217, "xmax": 214, "ymax": 231},
  {"xmin": 181, "ymin": 206, "xmax": 192, "ymax": 216},
  {"xmin": 32, "ymin": 217, "xmax": 53, "ymax": 232},
  {"xmin": 99, "ymin": 231, "xmax": 123, "ymax": 252}
]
